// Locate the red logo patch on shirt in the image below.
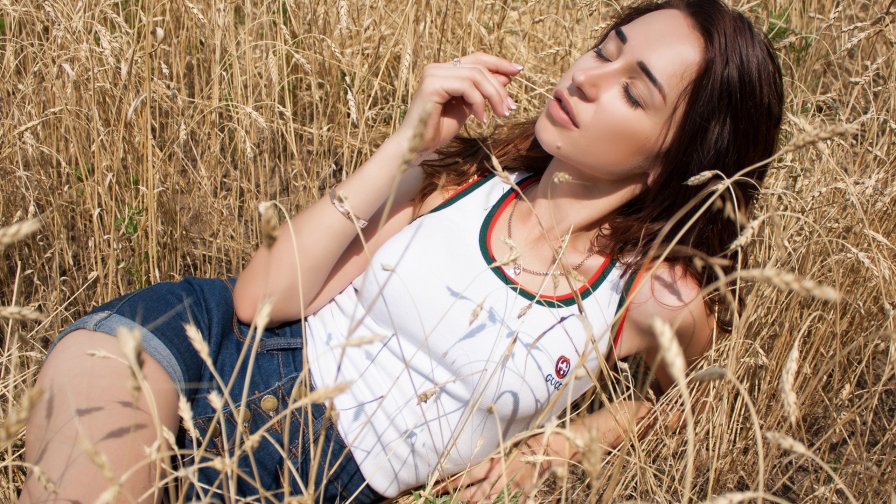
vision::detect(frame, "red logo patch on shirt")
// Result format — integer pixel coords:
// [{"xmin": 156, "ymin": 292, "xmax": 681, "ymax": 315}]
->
[{"xmin": 555, "ymin": 355, "xmax": 570, "ymax": 379}]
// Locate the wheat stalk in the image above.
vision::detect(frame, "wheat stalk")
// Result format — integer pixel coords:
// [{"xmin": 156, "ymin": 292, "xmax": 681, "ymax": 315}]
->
[
  {"xmin": 0, "ymin": 386, "xmax": 43, "ymax": 446},
  {"xmin": 737, "ymin": 268, "xmax": 841, "ymax": 301},
  {"xmin": 685, "ymin": 170, "xmax": 724, "ymax": 186},
  {"xmin": 0, "ymin": 218, "xmax": 41, "ymax": 249},
  {"xmin": 780, "ymin": 337, "xmax": 801, "ymax": 428},
  {"xmin": 705, "ymin": 492, "xmax": 791, "ymax": 504},
  {"xmin": 778, "ymin": 123, "xmax": 859, "ymax": 155},
  {"xmin": 116, "ymin": 326, "xmax": 144, "ymax": 403},
  {"xmin": 649, "ymin": 316, "xmax": 696, "ymax": 504},
  {"xmin": 0, "ymin": 306, "xmax": 46, "ymax": 321},
  {"xmin": 258, "ymin": 201, "xmax": 280, "ymax": 248},
  {"xmin": 765, "ymin": 431, "xmax": 858, "ymax": 504}
]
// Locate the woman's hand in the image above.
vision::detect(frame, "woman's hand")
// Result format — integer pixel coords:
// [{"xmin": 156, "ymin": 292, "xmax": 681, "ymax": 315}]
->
[
  {"xmin": 431, "ymin": 435, "xmax": 552, "ymax": 503},
  {"xmin": 395, "ymin": 52, "xmax": 523, "ymax": 158}
]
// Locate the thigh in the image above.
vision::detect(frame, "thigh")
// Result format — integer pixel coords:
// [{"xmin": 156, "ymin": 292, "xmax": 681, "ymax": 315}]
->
[{"xmin": 22, "ymin": 329, "xmax": 180, "ymax": 504}]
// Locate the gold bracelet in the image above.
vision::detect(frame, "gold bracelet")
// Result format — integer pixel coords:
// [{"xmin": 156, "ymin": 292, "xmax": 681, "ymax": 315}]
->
[{"xmin": 328, "ymin": 188, "xmax": 368, "ymax": 229}]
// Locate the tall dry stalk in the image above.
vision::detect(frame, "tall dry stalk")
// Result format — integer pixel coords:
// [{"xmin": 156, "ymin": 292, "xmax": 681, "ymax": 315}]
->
[{"xmin": 1, "ymin": 0, "xmax": 894, "ymax": 502}]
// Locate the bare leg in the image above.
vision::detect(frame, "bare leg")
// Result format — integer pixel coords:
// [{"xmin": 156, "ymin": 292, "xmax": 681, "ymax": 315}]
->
[{"xmin": 19, "ymin": 329, "xmax": 181, "ymax": 503}]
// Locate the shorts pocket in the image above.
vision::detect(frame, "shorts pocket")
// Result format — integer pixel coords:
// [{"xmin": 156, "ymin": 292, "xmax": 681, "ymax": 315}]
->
[
  {"xmin": 193, "ymin": 374, "xmax": 307, "ymax": 452},
  {"xmin": 186, "ymin": 373, "xmax": 312, "ymax": 499}
]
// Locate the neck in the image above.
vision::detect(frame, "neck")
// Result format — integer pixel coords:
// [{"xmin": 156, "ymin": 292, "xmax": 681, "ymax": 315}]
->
[{"xmin": 514, "ymin": 157, "xmax": 648, "ymax": 253}]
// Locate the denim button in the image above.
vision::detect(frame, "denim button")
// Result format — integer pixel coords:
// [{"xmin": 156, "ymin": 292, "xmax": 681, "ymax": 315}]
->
[
  {"xmin": 233, "ymin": 406, "xmax": 249, "ymax": 424},
  {"xmin": 261, "ymin": 394, "xmax": 279, "ymax": 413},
  {"xmin": 207, "ymin": 421, "xmax": 220, "ymax": 438}
]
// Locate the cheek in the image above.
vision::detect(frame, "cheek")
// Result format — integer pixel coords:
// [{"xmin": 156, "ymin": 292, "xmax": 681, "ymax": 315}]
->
[
  {"xmin": 535, "ymin": 106, "xmax": 662, "ymax": 172},
  {"xmin": 579, "ymin": 111, "xmax": 657, "ymax": 162}
]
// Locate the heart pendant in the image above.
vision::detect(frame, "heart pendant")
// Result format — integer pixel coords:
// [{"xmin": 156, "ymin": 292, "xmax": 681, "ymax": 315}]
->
[{"xmin": 512, "ymin": 262, "xmax": 522, "ymax": 277}]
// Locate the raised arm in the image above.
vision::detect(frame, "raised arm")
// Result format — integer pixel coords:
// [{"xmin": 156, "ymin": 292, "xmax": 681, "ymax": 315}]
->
[
  {"xmin": 232, "ymin": 135, "xmax": 418, "ymax": 325},
  {"xmin": 232, "ymin": 53, "xmax": 522, "ymax": 325}
]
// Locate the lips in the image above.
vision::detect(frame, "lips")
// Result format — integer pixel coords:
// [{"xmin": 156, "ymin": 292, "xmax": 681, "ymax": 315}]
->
[{"xmin": 553, "ymin": 92, "xmax": 578, "ymax": 128}]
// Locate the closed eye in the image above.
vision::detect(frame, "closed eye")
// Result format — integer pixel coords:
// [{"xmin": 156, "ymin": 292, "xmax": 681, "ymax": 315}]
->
[
  {"xmin": 593, "ymin": 46, "xmax": 610, "ymax": 62},
  {"xmin": 622, "ymin": 83, "xmax": 642, "ymax": 109},
  {"xmin": 592, "ymin": 46, "xmax": 643, "ymax": 110}
]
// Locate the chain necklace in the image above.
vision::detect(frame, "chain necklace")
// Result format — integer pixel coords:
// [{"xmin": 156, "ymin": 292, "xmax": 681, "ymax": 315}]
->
[{"xmin": 507, "ymin": 184, "xmax": 597, "ymax": 277}]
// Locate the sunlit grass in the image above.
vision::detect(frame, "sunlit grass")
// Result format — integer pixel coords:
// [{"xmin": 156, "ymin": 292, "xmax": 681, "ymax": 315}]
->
[{"xmin": 1, "ymin": 0, "xmax": 894, "ymax": 501}]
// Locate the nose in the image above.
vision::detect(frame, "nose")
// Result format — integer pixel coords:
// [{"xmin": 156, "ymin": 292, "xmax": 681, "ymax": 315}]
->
[{"xmin": 570, "ymin": 62, "xmax": 613, "ymax": 102}]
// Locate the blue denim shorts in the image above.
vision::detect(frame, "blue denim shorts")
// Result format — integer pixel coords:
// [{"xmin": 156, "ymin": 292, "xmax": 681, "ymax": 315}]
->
[{"xmin": 46, "ymin": 276, "xmax": 385, "ymax": 503}]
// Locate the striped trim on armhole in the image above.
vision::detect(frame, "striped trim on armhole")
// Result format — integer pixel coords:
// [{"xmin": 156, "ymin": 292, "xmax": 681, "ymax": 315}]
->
[
  {"xmin": 427, "ymin": 172, "xmax": 493, "ymax": 214},
  {"xmin": 411, "ymin": 171, "xmax": 494, "ymax": 223},
  {"xmin": 610, "ymin": 265, "xmax": 648, "ymax": 356}
]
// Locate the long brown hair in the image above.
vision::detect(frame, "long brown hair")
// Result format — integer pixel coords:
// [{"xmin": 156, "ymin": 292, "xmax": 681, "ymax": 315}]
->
[{"xmin": 414, "ymin": 0, "xmax": 785, "ymax": 328}]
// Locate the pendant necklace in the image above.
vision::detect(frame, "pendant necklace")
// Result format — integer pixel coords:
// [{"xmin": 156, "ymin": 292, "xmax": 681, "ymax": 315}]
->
[{"xmin": 506, "ymin": 184, "xmax": 596, "ymax": 278}]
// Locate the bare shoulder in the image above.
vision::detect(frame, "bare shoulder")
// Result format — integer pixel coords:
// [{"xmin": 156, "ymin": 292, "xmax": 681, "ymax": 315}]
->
[
  {"xmin": 411, "ymin": 155, "xmax": 482, "ymax": 219},
  {"xmin": 414, "ymin": 184, "xmax": 449, "ymax": 219},
  {"xmin": 617, "ymin": 261, "xmax": 715, "ymax": 393}
]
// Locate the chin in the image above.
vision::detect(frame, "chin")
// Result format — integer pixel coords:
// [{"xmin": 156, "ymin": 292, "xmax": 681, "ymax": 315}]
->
[{"xmin": 533, "ymin": 113, "xmax": 560, "ymax": 157}]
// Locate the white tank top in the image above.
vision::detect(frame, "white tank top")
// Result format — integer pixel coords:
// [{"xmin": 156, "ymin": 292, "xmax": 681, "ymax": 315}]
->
[{"xmin": 304, "ymin": 169, "xmax": 636, "ymax": 497}]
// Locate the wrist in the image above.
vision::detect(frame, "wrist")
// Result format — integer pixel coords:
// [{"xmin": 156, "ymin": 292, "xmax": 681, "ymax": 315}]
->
[
  {"xmin": 545, "ymin": 430, "xmax": 579, "ymax": 462},
  {"xmin": 523, "ymin": 429, "xmax": 576, "ymax": 471},
  {"xmin": 383, "ymin": 131, "xmax": 434, "ymax": 166},
  {"xmin": 352, "ymin": 135, "xmax": 419, "ymax": 182}
]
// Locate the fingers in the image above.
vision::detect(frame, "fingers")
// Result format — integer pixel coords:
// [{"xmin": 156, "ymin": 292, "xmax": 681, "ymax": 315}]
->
[
  {"xmin": 462, "ymin": 65, "xmax": 517, "ymax": 118},
  {"xmin": 456, "ymin": 457, "xmax": 503, "ymax": 502},
  {"xmin": 434, "ymin": 449, "xmax": 543, "ymax": 502},
  {"xmin": 454, "ymin": 52, "xmax": 520, "ymax": 117},
  {"xmin": 429, "ymin": 63, "xmax": 517, "ymax": 121},
  {"xmin": 432, "ymin": 457, "xmax": 499, "ymax": 495},
  {"xmin": 398, "ymin": 51, "xmax": 522, "ymax": 153},
  {"xmin": 451, "ymin": 70, "xmax": 502, "ymax": 121},
  {"xmin": 458, "ymin": 470, "xmax": 503, "ymax": 503},
  {"xmin": 456, "ymin": 51, "xmax": 524, "ymax": 77},
  {"xmin": 434, "ymin": 456, "xmax": 497, "ymax": 495}
]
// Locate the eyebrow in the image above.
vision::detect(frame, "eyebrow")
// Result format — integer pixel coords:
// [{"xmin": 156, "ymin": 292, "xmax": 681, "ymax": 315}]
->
[{"xmin": 614, "ymin": 27, "xmax": 667, "ymax": 104}]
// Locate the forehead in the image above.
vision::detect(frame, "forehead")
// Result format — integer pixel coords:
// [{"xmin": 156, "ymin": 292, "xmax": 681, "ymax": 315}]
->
[{"xmin": 614, "ymin": 9, "xmax": 704, "ymax": 101}]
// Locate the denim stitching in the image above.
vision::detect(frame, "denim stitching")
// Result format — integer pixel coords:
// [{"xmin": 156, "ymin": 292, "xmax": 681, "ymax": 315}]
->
[
  {"xmin": 195, "ymin": 373, "xmax": 304, "ymax": 445},
  {"xmin": 192, "ymin": 415, "xmax": 226, "ymax": 457},
  {"xmin": 257, "ymin": 336, "xmax": 300, "ymax": 352},
  {"xmin": 278, "ymin": 352, "xmax": 286, "ymax": 383},
  {"xmin": 107, "ymin": 287, "xmax": 144, "ymax": 314}
]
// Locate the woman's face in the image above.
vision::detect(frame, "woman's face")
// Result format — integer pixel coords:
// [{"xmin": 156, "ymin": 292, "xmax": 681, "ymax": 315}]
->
[{"xmin": 534, "ymin": 8, "xmax": 704, "ymax": 185}]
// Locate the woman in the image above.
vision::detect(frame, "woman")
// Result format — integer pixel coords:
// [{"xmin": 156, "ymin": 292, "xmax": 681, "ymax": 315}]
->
[{"xmin": 20, "ymin": 0, "xmax": 783, "ymax": 502}]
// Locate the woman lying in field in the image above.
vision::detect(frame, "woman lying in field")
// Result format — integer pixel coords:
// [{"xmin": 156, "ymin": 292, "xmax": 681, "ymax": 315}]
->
[{"xmin": 20, "ymin": 0, "xmax": 783, "ymax": 502}]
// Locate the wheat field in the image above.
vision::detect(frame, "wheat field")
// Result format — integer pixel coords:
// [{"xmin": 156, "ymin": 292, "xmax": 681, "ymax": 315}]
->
[{"xmin": 1, "ymin": 0, "xmax": 894, "ymax": 502}]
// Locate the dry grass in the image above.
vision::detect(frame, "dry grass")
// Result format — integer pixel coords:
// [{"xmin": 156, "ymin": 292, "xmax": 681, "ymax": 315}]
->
[{"xmin": 1, "ymin": 0, "xmax": 894, "ymax": 502}]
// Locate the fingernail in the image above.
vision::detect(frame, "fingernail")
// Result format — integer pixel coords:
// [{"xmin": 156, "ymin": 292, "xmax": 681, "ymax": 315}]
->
[
  {"xmin": 503, "ymin": 98, "xmax": 515, "ymax": 117},
  {"xmin": 512, "ymin": 64, "xmax": 524, "ymax": 71},
  {"xmin": 481, "ymin": 114, "xmax": 489, "ymax": 125}
]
